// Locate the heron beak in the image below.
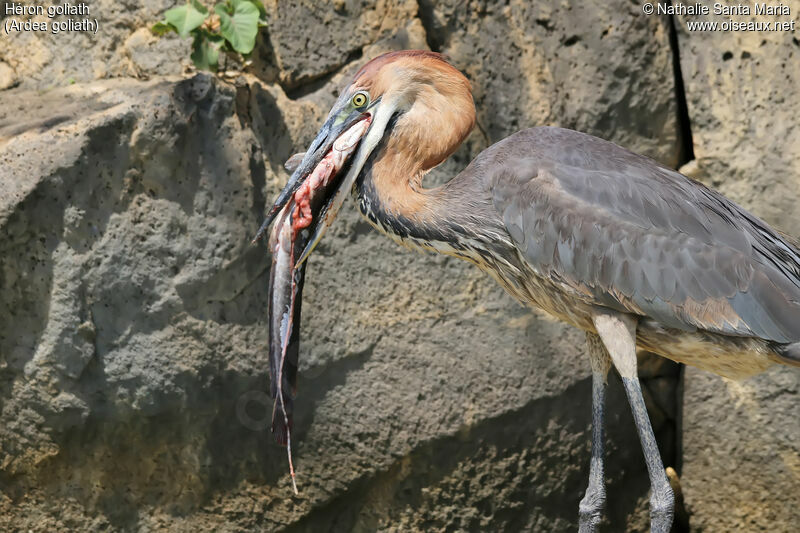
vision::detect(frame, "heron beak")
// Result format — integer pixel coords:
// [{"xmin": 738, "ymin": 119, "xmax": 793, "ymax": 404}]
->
[
  {"xmin": 295, "ymin": 94, "xmax": 407, "ymax": 268},
  {"xmin": 252, "ymin": 95, "xmax": 373, "ymax": 244}
]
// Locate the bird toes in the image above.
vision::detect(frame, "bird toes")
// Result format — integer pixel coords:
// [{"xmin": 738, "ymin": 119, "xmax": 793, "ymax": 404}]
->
[
  {"xmin": 578, "ymin": 492, "xmax": 605, "ymax": 533},
  {"xmin": 648, "ymin": 484, "xmax": 675, "ymax": 533}
]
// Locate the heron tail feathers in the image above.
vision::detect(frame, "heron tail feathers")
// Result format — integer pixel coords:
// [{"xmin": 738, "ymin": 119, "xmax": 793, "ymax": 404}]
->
[{"xmin": 770, "ymin": 341, "xmax": 800, "ymax": 368}]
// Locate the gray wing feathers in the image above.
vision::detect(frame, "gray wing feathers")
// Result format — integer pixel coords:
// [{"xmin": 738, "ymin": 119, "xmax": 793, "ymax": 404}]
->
[{"xmin": 490, "ymin": 127, "xmax": 800, "ymax": 343}]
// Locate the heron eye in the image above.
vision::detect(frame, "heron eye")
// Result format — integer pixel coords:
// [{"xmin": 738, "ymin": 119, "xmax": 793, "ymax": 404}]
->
[{"xmin": 351, "ymin": 91, "xmax": 369, "ymax": 108}]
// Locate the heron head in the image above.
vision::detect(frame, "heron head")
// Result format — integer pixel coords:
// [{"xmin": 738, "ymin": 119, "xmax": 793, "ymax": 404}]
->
[{"xmin": 254, "ymin": 50, "xmax": 475, "ymax": 261}]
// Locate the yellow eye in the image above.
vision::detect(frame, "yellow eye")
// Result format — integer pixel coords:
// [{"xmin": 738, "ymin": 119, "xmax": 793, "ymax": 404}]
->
[{"xmin": 352, "ymin": 91, "xmax": 368, "ymax": 108}]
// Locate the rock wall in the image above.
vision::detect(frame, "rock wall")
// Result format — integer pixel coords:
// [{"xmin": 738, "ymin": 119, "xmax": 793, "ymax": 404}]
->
[
  {"xmin": 0, "ymin": 0, "xmax": 191, "ymax": 89},
  {"xmin": 0, "ymin": 1, "xmax": 797, "ymax": 532}
]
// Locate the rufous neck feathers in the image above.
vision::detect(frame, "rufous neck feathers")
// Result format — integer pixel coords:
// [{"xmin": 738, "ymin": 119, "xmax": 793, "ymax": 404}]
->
[{"xmin": 357, "ymin": 53, "xmax": 476, "ymax": 220}]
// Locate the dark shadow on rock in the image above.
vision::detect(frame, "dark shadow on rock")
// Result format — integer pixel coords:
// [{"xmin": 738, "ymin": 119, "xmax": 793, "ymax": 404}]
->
[
  {"xmin": 248, "ymin": 83, "xmax": 294, "ymax": 179},
  {"xmin": 291, "ymin": 340, "xmax": 378, "ymax": 445},
  {"xmin": 283, "ymin": 374, "xmax": 654, "ymax": 533}
]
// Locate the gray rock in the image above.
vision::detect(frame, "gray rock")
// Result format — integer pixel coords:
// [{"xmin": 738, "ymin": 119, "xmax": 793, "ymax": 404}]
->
[
  {"xmin": 0, "ymin": 61, "xmax": 18, "ymax": 90},
  {"xmin": 0, "ymin": 0, "xmax": 191, "ymax": 90},
  {"xmin": 681, "ymin": 367, "xmax": 800, "ymax": 532},
  {"xmin": 261, "ymin": 0, "xmax": 419, "ymax": 89},
  {"xmin": 675, "ymin": 8, "xmax": 800, "ymax": 229}
]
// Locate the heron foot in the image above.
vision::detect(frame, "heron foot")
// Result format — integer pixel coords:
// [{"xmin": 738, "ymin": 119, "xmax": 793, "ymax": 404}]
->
[
  {"xmin": 579, "ymin": 333, "xmax": 611, "ymax": 533},
  {"xmin": 578, "ymin": 482, "xmax": 605, "ymax": 533},
  {"xmin": 648, "ymin": 482, "xmax": 675, "ymax": 533}
]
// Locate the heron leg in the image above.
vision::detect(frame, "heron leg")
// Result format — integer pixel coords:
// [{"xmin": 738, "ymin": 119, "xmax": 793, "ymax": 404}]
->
[
  {"xmin": 593, "ymin": 312, "xmax": 674, "ymax": 533},
  {"xmin": 579, "ymin": 332, "xmax": 612, "ymax": 533}
]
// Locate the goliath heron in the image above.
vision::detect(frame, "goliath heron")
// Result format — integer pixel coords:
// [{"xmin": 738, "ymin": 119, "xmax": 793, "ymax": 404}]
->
[{"xmin": 255, "ymin": 50, "xmax": 800, "ymax": 532}]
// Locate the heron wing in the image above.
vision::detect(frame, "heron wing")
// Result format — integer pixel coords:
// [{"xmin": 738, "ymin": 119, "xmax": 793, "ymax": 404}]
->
[{"xmin": 490, "ymin": 127, "xmax": 800, "ymax": 343}]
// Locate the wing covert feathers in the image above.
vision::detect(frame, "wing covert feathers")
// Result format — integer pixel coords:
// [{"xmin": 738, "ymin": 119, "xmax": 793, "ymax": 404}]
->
[{"xmin": 490, "ymin": 127, "xmax": 800, "ymax": 344}]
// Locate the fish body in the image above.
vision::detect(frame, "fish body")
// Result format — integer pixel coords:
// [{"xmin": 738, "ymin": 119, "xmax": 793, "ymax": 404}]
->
[
  {"xmin": 261, "ymin": 117, "xmax": 374, "ymax": 493},
  {"xmin": 266, "ymin": 117, "xmax": 373, "ymax": 447},
  {"xmin": 267, "ymin": 204, "xmax": 306, "ymax": 445}
]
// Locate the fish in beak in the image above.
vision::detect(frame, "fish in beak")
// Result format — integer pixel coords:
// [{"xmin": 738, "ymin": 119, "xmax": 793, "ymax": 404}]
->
[
  {"xmin": 255, "ymin": 50, "xmax": 468, "ymax": 493},
  {"xmin": 256, "ymin": 74, "xmax": 406, "ymax": 493},
  {"xmin": 252, "ymin": 91, "xmax": 380, "ymax": 248},
  {"xmin": 258, "ymin": 89, "xmax": 381, "ymax": 481}
]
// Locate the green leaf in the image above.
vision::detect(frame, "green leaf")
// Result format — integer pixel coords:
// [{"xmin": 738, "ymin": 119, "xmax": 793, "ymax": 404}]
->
[
  {"xmin": 215, "ymin": 1, "xmax": 259, "ymax": 54},
  {"xmin": 191, "ymin": 33, "xmax": 222, "ymax": 71},
  {"xmin": 233, "ymin": 0, "xmax": 267, "ymax": 18},
  {"xmin": 151, "ymin": 21, "xmax": 176, "ymax": 36},
  {"xmin": 164, "ymin": 1, "xmax": 208, "ymax": 38}
]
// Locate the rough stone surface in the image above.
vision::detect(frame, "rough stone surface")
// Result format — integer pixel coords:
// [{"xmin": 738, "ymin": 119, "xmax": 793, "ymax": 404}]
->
[
  {"xmin": 676, "ymin": 6, "xmax": 800, "ymax": 228},
  {"xmin": 0, "ymin": 60, "xmax": 18, "ymax": 90},
  {"xmin": 0, "ymin": 1, "xmax": 796, "ymax": 532},
  {"xmin": 419, "ymin": 0, "xmax": 682, "ymax": 168},
  {"xmin": 675, "ymin": 7, "xmax": 800, "ymax": 531},
  {"xmin": 261, "ymin": 0, "xmax": 420, "ymax": 89},
  {"xmin": 0, "ymin": 0, "xmax": 192, "ymax": 89},
  {"xmin": 681, "ymin": 367, "xmax": 800, "ymax": 532}
]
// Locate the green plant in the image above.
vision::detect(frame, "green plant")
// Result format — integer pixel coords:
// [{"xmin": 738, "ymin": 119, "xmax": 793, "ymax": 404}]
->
[{"xmin": 152, "ymin": 0, "xmax": 267, "ymax": 72}]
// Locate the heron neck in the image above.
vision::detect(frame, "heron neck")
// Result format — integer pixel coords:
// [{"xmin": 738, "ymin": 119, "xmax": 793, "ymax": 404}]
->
[{"xmin": 354, "ymin": 148, "xmax": 464, "ymax": 247}]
